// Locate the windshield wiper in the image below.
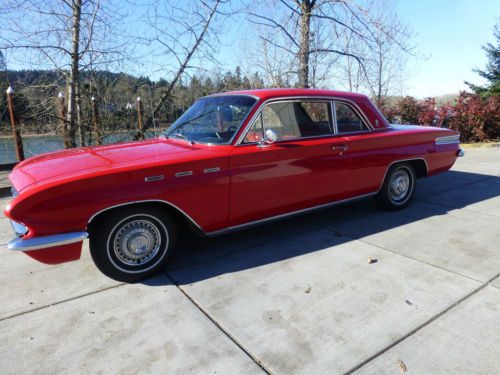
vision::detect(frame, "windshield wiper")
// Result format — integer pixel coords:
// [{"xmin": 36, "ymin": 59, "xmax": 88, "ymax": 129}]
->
[{"xmin": 171, "ymin": 132, "xmax": 196, "ymax": 144}]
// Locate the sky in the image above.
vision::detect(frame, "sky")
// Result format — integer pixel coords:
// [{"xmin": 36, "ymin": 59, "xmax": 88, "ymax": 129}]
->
[
  {"xmin": 393, "ymin": 0, "xmax": 499, "ymax": 97},
  {"xmin": 216, "ymin": 0, "xmax": 499, "ymax": 98},
  {"xmin": 2, "ymin": 0, "xmax": 499, "ymax": 99}
]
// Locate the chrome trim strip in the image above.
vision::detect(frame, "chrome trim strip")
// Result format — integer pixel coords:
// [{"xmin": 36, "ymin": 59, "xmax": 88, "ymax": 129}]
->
[
  {"xmin": 203, "ymin": 167, "xmax": 220, "ymax": 173},
  {"xmin": 331, "ymin": 100, "xmax": 338, "ymax": 134},
  {"xmin": 206, "ymin": 192, "xmax": 378, "ymax": 237},
  {"xmin": 201, "ymin": 93, "xmax": 261, "ymax": 101},
  {"xmin": 240, "ymin": 133, "xmax": 342, "ymax": 147},
  {"xmin": 175, "ymin": 171, "xmax": 193, "ymax": 177},
  {"xmin": 10, "ymin": 220, "xmax": 28, "ymax": 237},
  {"xmin": 435, "ymin": 135, "xmax": 460, "ymax": 145},
  {"xmin": 377, "ymin": 158, "xmax": 429, "ymax": 192},
  {"xmin": 8, "ymin": 231, "xmax": 88, "ymax": 252},
  {"xmin": 87, "ymin": 200, "xmax": 205, "ymax": 233},
  {"xmin": 145, "ymin": 175, "xmax": 164, "ymax": 182}
]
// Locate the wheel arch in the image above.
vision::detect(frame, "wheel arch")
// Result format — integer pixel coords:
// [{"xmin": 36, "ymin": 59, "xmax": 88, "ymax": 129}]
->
[
  {"xmin": 86, "ymin": 200, "xmax": 205, "ymax": 236},
  {"xmin": 378, "ymin": 157, "xmax": 427, "ymax": 193},
  {"xmin": 406, "ymin": 159, "xmax": 428, "ymax": 179}
]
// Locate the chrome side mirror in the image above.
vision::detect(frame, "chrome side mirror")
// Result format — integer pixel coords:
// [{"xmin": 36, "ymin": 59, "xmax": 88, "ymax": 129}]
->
[{"xmin": 263, "ymin": 129, "xmax": 277, "ymax": 144}]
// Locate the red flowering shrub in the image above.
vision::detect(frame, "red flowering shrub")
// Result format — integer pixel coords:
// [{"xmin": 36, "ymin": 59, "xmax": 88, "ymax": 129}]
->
[
  {"xmin": 417, "ymin": 98, "xmax": 437, "ymax": 126},
  {"xmin": 377, "ymin": 92, "xmax": 499, "ymax": 142},
  {"xmin": 376, "ymin": 97, "xmax": 398, "ymax": 123},
  {"xmin": 446, "ymin": 92, "xmax": 500, "ymax": 142},
  {"xmin": 435, "ymin": 105, "xmax": 454, "ymax": 128},
  {"xmin": 397, "ymin": 96, "xmax": 420, "ymax": 124}
]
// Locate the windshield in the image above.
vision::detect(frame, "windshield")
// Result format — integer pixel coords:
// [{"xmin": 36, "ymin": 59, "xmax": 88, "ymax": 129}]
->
[{"xmin": 164, "ymin": 95, "xmax": 257, "ymax": 144}]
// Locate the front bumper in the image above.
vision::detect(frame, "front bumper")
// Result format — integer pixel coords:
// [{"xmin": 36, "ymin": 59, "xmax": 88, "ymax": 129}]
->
[{"xmin": 8, "ymin": 231, "xmax": 88, "ymax": 251}]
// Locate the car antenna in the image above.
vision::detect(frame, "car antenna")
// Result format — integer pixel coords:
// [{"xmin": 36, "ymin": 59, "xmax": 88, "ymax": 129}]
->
[{"xmin": 148, "ymin": 85, "xmax": 157, "ymax": 138}]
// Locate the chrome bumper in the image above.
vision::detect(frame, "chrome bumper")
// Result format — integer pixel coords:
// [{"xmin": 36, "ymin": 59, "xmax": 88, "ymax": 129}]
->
[
  {"xmin": 8, "ymin": 232, "xmax": 88, "ymax": 251},
  {"xmin": 7, "ymin": 188, "xmax": 88, "ymax": 252}
]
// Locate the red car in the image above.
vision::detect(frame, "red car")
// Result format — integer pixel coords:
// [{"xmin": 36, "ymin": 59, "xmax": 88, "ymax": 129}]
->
[{"xmin": 4, "ymin": 89, "xmax": 463, "ymax": 281}]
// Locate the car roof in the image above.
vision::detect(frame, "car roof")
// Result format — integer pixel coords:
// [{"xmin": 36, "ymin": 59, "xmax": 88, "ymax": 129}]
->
[{"xmin": 213, "ymin": 88, "xmax": 368, "ymax": 101}]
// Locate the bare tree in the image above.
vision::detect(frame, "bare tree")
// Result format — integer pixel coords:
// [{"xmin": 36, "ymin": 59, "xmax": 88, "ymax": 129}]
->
[
  {"xmin": 132, "ymin": 0, "xmax": 228, "ymax": 139},
  {"xmin": 247, "ymin": 0, "xmax": 414, "ymax": 90},
  {"xmin": 0, "ymin": 0, "xmax": 129, "ymax": 147},
  {"xmin": 359, "ymin": 0, "xmax": 415, "ymax": 103},
  {"xmin": 239, "ymin": 31, "xmax": 296, "ymax": 87}
]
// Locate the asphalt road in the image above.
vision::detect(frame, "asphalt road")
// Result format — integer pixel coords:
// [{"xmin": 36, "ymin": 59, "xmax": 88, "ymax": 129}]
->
[{"xmin": 1, "ymin": 147, "xmax": 499, "ymax": 374}]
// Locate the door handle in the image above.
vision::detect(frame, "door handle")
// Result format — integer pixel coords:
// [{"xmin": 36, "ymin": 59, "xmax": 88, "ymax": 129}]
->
[{"xmin": 331, "ymin": 145, "xmax": 349, "ymax": 151}]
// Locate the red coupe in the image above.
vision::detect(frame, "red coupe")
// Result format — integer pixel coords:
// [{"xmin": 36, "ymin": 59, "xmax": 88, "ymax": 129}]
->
[{"xmin": 4, "ymin": 89, "xmax": 463, "ymax": 281}]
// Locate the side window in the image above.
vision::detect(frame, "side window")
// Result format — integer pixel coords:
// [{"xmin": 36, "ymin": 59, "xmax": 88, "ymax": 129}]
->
[
  {"xmin": 298, "ymin": 102, "xmax": 333, "ymax": 136},
  {"xmin": 336, "ymin": 102, "xmax": 369, "ymax": 133},
  {"xmin": 262, "ymin": 102, "xmax": 302, "ymax": 140},
  {"xmin": 244, "ymin": 101, "xmax": 333, "ymax": 143},
  {"xmin": 244, "ymin": 113, "xmax": 264, "ymax": 143}
]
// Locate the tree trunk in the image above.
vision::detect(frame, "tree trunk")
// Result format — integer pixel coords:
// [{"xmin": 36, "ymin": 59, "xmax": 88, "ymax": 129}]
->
[
  {"xmin": 298, "ymin": 0, "xmax": 315, "ymax": 88},
  {"xmin": 76, "ymin": 82, "xmax": 84, "ymax": 146},
  {"xmin": 377, "ymin": 49, "xmax": 383, "ymax": 104},
  {"xmin": 66, "ymin": 0, "xmax": 82, "ymax": 148}
]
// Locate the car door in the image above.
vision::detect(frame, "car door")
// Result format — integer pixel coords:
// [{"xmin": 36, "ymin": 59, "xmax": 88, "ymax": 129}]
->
[
  {"xmin": 334, "ymin": 100, "xmax": 387, "ymax": 196},
  {"xmin": 228, "ymin": 99, "xmax": 350, "ymax": 227}
]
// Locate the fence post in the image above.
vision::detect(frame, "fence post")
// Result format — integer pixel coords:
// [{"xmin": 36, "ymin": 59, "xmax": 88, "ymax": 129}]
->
[
  {"xmin": 91, "ymin": 96, "xmax": 102, "ymax": 145},
  {"xmin": 6, "ymin": 86, "xmax": 25, "ymax": 162},
  {"xmin": 58, "ymin": 92, "xmax": 71, "ymax": 149},
  {"xmin": 136, "ymin": 96, "xmax": 145, "ymax": 140}
]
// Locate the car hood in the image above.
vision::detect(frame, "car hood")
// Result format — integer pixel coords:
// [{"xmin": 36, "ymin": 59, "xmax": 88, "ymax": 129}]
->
[{"xmin": 10, "ymin": 138, "xmax": 192, "ymax": 192}]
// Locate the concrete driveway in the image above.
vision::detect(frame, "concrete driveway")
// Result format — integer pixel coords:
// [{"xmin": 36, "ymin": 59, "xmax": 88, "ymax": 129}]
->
[{"xmin": 1, "ymin": 147, "xmax": 499, "ymax": 374}]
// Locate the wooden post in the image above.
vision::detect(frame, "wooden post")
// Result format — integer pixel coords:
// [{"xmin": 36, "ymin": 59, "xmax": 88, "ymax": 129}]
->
[
  {"xmin": 58, "ymin": 92, "xmax": 71, "ymax": 149},
  {"xmin": 91, "ymin": 96, "xmax": 102, "ymax": 145},
  {"xmin": 6, "ymin": 86, "xmax": 25, "ymax": 162},
  {"xmin": 136, "ymin": 96, "xmax": 144, "ymax": 140}
]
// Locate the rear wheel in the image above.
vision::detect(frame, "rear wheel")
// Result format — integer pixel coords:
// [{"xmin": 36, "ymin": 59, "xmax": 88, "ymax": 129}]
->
[
  {"xmin": 377, "ymin": 163, "xmax": 416, "ymax": 210},
  {"xmin": 89, "ymin": 205, "xmax": 177, "ymax": 282}
]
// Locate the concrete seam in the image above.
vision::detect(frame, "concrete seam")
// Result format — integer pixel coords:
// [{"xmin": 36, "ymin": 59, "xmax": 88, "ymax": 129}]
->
[
  {"xmin": 489, "ymin": 275, "xmax": 500, "ymax": 289},
  {"xmin": 343, "ymin": 273, "xmax": 500, "ymax": 374},
  {"xmin": 166, "ymin": 272, "xmax": 273, "ymax": 375},
  {"xmin": 0, "ymin": 282, "xmax": 125, "ymax": 322}
]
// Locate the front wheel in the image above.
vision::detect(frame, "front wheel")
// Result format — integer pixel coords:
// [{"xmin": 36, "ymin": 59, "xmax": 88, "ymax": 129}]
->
[
  {"xmin": 89, "ymin": 205, "xmax": 177, "ymax": 282},
  {"xmin": 376, "ymin": 163, "xmax": 416, "ymax": 210}
]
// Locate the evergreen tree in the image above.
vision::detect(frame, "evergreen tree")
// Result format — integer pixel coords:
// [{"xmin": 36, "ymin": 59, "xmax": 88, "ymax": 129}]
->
[
  {"xmin": 0, "ymin": 51, "xmax": 6, "ymax": 74},
  {"xmin": 234, "ymin": 66, "xmax": 242, "ymax": 88},
  {"xmin": 466, "ymin": 22, "xmax": 500, "ymax": 97}
]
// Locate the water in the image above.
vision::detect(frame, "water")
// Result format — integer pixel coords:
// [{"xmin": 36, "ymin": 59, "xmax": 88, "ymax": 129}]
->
[{"xmin": 0, "ymin": 132, "xmax": 157, "ymax": 164}]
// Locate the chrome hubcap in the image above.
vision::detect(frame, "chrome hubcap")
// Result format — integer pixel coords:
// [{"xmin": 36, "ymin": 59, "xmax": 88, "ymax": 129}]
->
[
  {"xmin": 389, "ymin": 169, "xmax": 411, "ymax": 202},
  {"xmin": 113, "ymin": 220, "xmax": 161, "ymax": 266}
]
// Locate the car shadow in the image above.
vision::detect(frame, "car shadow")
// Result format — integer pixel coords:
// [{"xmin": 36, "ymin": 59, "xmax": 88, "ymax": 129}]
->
[{"xmin": 142, "ymin": 170, "xmax": 499, "ymax": 286}]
